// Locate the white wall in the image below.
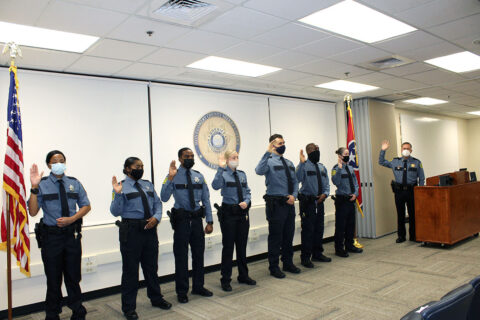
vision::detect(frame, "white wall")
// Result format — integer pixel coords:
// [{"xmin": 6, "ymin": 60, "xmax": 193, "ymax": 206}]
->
[{"xmin": 0, "ymin": 70, "xmax": 338, "ymax": 310}]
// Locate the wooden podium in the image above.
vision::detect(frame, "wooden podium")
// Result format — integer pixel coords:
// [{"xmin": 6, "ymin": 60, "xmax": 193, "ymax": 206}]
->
[{"xmin": 414, "ymin": 171, "xmax": 480, "ymax": 245}]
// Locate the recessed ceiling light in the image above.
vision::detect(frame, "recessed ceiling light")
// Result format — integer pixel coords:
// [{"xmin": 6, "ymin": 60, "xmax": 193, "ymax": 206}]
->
[
  {"xmin": 468, "ymin": 111, "xmax": 480, "ymax": 116},
  {"xmin": 415, "ymin": 117, "xmax": 439, "ymax": 122},
  {"xmin": 298, "ymin": 0, "xmax": 416, "ymax": 43},
  {"xmin": 0, "ymin": 21, "xmax": 99, "ymax": 53},
  {"xmin": 425, "ymin": 51, "xmax": 480, "ymax": 73},
  {"xmin": 187, "ymin": 56, "xmax": 281, "ymax": 77},
  {"xmin": 403, "ymin": 97, "xmax": 448, "ymax": 105},
  {"xmin": 315, "ymin": 80, "xmax": 379, "ymax": 93}
]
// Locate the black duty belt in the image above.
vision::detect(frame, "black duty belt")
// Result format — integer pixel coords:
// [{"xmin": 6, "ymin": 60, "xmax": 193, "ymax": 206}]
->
[
  {"xmin": 391, "ymin": 181, "xmax": 417, "ymax": 192},
  {"xmin": 298, "ymin": 193, "xmax": 317, "ymax": 202},
  {"xmin": 222, "ymin": 202, "xmax": 249, "ymax": 215}
]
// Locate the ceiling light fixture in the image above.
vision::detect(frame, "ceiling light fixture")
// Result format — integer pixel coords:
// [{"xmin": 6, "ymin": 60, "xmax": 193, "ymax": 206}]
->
[
  {"xmin": 315, "ymin": 80, "xmax": 379, "ymax": 93},
  {"xmin": 187, "ymin": 56, "xmax": 281, "ymax": 77},
  {"xmin": 425, "ymin": 51, "xmax": 480, "ymax": 73},
  {"xmin": 403, "ymin": 97, "xmax": 448, "ymax": 105}
]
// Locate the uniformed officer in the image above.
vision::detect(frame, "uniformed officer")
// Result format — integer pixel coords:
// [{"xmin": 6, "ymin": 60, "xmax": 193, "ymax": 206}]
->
[
  {"xmin": 212, "ymin": 150, "xmax": 256, "ymax": 292},
  {"xmin": 255, "ymin": 134, "xmax": 300, "ymax": 278},
  {"xmin": 160, "ymin": 147, "xmax": 213, "ymax": 303},
  {"xmin": 110, "ymin": 157, "xmax": 172, "ymax": 320},
  {"xmin": 28, "ymin": 150, "xmax": 90, "ymax": 320},
  {"xmin": 379, "ymin": 140, "xmax": 425, "ymax": 243},
  {"xmin": 331, "ymin": 147, "xmax": 362, "ymax": 258},
  {"xmin": 296, "ymin": 143, "xmax": 331, "ymax": 268}
]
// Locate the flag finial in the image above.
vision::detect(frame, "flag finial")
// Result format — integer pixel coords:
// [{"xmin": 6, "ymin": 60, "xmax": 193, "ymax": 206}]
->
[
  {"xmin": 2, "ymin": 42, "xmax": 22, "ymax": 66},
  {"xmin": 343, "ymin": 94, "xmax": 352, "ymax": 102}
]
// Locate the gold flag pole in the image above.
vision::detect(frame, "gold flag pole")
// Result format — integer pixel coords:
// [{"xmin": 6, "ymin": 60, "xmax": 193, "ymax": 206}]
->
[{"xmin": 2, "ymin": 41, "xmax": 21, "ymax": 320}]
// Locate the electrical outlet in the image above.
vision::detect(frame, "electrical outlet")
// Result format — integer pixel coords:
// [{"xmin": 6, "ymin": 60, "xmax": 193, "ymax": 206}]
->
[
  {"xmin": 82, "ymin": 256, "xmax": 97, "ymax": 274},
  {"xmin": 249, "ymin": 230, "xmax": 259, "ymax": 242}
]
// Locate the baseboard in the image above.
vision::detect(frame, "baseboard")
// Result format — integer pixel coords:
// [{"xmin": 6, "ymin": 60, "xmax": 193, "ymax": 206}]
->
[{"xmin": 0, "ymin": 237, "xmax": 333, "ymax": 318}]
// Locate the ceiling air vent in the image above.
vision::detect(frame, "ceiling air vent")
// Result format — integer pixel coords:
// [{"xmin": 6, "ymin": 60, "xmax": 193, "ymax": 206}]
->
[
  {"xmin": 153, "ymin": 0, "xmax": 217, "ymax": 25},
  {"xmin": 357, "ymin": 55, "xmax": 414, "ymax": 71}
]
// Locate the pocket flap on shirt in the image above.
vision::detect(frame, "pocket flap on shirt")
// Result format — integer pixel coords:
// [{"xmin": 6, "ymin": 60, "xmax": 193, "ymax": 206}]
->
[
  {"xmin": 126, "ymin": 192, "xmax": 140, "ymax": 200},
  {"xmin": 43, "ymin": 193, "xmax": 59, "ymax": 201}
]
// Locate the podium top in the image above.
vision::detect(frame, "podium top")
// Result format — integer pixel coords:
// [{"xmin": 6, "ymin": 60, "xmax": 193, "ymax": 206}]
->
[{"xmin": 426, "ymin": 171, "xmax": 470, "ymax": 186}]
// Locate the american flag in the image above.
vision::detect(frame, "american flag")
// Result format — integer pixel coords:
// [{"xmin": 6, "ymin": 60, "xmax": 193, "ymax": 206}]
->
[
  {"xmin": 345, "ymin": 99, "xmax": 364, "ymax": 217},
  {"xmin": 0, "ymin": 65, "xmax": 30, "ymax": 276}
]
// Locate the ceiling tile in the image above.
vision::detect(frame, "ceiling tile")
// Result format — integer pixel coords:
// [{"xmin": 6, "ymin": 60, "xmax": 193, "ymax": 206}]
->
[
  {"xmin": 382, "ymin": 62, "xmax": 436, "ymax": 76},
  {"xmin": 59, "ymin": 0, "xmax": 147, "ymax": 14},
  {"xmin": 401, "ymin": 41, "xmax": 462, "ymax": 61},
  {"xmin": 243, "ymin": 0, "xmax": 339, "ymax": 21},
  {"xmin": 259, "ymin": 70, "xmax": 311, "ymax": 83},
  {"xmin": 258, "ymin": 50, "xmax": 318, "ymax": 69},
  {"xmin": 356, "ymin": 0, "xmax": 435, "ymax": 15},
  {"xmin": 295, "ymin": 35, "xmax": 364, "ymax": 58},
  {"xmin": 86, "ymin": 39, "xmax": 157, "ymax": 61},
  {"xmin": 0, "ymin": 0, "xmax": 50, "ymax": 25},
  {"xmin": 217, "ymin": 41, "xmax": 281, "ymax": 62},
  {"xmin": 37, "ymin": 0, "xmax": 127, "ymax": 36},
  {"xmin": 329, "ymin": 46, "xmax": 391, "ymax": 65},
  {"xmin": 114, "ymin": 62, "xmax": 176, "ymax": 80},
  {"xmin": 293, "ymin": 59, "xmax": 371, "ymax": 78},
  {"xmin": 66, "ymin": 56, "xmax": 132, "ymax": 75},
  {"xmin": 292, "ymin": 75, "xmax": 336, "ymax": 87},
  {"xmin": 165, "ymin": 30, "xmax": 240, "ymax": 54},
  {"xmin": 403, "ymin": 69, "xmax": 467, "ymax": 85},
  {"xmin": 393, "ymin": 0, "xmax": 480, "ymax": 29},
  {"xmin": 200, "ymin": 6, "xmax": 287, "ymax": 39},
  {"xmin": 0, "ymin": 47, "xmax": 80, "ymax": 71},
  {"xmin": 141, "ymin": 48, "xmax": 206, "ymax": 67},
  {"xmin": 451, "ymin": 34, "xmax": 480, "ymax": 55},
  {"xmin": 252, "ymin": 22, "xmax": 330, "ymax": 50},
  {"xmin": 348, "ymin": 72, "xmax": 396, "ymax": 85},
  {"xmin": 427, "ymin": 13, "xmax": 480, "ymax": 41},
  {"xmin": 107, "ymin": 16, "xmax": 191, "ymax": 47},
  {"xmin": 373, "ymin": 31, "xmax": 443, "ymax": 53},
  {"xmin": 379, "ymin": 77, "xmax": 427, "ymax": 91}
]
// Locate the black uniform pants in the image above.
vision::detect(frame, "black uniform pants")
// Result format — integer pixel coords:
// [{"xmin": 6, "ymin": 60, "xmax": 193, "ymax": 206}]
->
[
  {"xmin": 394, "ymin": 189, "xmax": 416, "ymax": 239},
  {"xmin": 120, "ymin": 225, "xmax": 163, "ymax": 313},
  {"xmin": 300, "ymin": 200, "xmax": 325, "ymax": 261},
  {"xmin": 41, "ymin": 231, "xmax": 85, "ymax": 320},
  {"xmin": 265, "ymin": 200, "xmax": 295, "ymax": 271},
  {"xmin": 334, "ymin": 197, "xmax": 356, "ymax": 251},
  {"xmin": 173, "ymin": 217, "xmax": 205, "ymax": 295},
  {"xmin": 219, "ymin": 209, "xmax": 250, "ymax": 284}
]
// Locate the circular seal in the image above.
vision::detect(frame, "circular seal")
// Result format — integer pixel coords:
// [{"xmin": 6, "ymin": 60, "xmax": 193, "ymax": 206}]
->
[{"xmin": 193, "ymin": 111, "xmax": 241, "ymax": 169}]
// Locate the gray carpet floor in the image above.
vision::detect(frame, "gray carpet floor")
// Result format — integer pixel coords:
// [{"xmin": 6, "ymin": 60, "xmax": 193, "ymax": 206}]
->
[{"xmin": 15, "ymin": 233, "xmax": 480, "ymax": 320}]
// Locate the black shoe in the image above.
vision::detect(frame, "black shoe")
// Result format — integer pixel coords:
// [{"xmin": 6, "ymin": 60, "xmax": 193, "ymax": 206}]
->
[
  {"xmin": 396, "ymin": 237, "xmax": 406, "ymax": 243},
  {"xmin": 124, "ymin": 311, "xmax": 139, "ymax": 320},
  {"xmin": 71, "ymin": 306, "xmax": 87, "ymax": 320},
  {"xmin": 312, "ymin": 254, "xmax": 332, "ymax": 262},
  {"xmin": 238, "ymin": 276, "xmax": 256, "ymax": 285},
  {"xmin": 301, "ymin": 260, "xmax": 314, "ymax": 268},
  {"xmin": 221, "ymin": 283, "xmax": 232, "ymax": 292},
  {"xmin": 177, "ymin": 294, "xmax": 188, "ymax": 303},
  {"xmin": 346, "ymin": 247, "xmax": 363, "ymax": 253},
  {"xmin": 270, "ymin": 268, "xmax": 286, "ymax": 279},
  {"xmin": 335, "ymin": 250, "xmax": 349, "ymax": 258},
  {"xmin": 283, "ymin": 264, "xmax": 301, "ymax": 274},
  {"xmin": 152, "ymin": 298, "xmax": 172, "ymax": 310},
  {"xmin": 46, "ymin": 316, "xmax": 60, "ymax": 320},
  {"xmin": 192, "ymin": 287, "xmax": 213, "ymax": 297}
]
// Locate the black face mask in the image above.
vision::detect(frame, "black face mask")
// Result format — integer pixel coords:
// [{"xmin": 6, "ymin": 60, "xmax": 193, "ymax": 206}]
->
[
  {"xmin": 275, "ymin": 145, "xmax": 286, "ymax": 155},
  {"xmin": 130, "ymin": 169, "xmax": 144, "ymax": 180},
  {"xmin": 183, "ymin": 158, "xmax": 195, "ymax": 169},
  {"xmin": 342, "ymin": 155, "xmax": 350, "ymax": 163},
  {"xmin": 308, "ymin": 150, "xmax": 320, "ymax": 163}
]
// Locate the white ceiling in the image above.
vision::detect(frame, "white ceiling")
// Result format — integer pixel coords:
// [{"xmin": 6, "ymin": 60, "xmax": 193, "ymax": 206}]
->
[{"xmin": 0, "ymin": 0, "xmax": 479, "ymax": 119}]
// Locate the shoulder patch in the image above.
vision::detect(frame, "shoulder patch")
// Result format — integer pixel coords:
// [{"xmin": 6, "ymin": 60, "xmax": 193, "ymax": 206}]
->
[
  {"xmin": 420, "ymin": 163, "xmax": 423, "ymax": 168},
  {"xmin": 332, "ymin": 169, "xmax": 337, "ymax": 176},
  {"xmin": 67, "ymin": 176, "xmax": 77, "ymax": 180},
  {"xmin": 163, "ymin": 177, "xmax": 168, "ymax": 184}
]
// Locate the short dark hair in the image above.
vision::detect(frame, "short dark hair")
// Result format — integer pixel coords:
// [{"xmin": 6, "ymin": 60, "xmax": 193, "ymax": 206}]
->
[
  {"xmin": 123, "ymin": 157, "xmax": 140, "ymax": 174},
  {"xmin": 335, "ymin": 147, "xmax": 347, "ymax": 155},
  {"xmin": 305, "ymin": 143, "xmax": 317, "ymax": 153},
  {"xmin": 45, "ymin": 150, "xmax": 66, "ymax": 165},
  {"xmin": 269, "ymin": 134, "xmax": 283, "ymax": 142},
  {"xmin": 402, "ymin": 142, "xmax": 412, "ymax": 148},
  {"xmin": 178, "ymin": 147, "xmax": 191, "ymax": 159}
]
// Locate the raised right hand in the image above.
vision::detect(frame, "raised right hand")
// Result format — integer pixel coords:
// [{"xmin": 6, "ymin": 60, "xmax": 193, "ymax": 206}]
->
[
  {"xmin": 168, "ymin": 160, "xmax": 177, "ymax": 180},
  {"xmin": 30, "ymin": 164, "xmax": 44, "ymax": 187},
  {"xmin": 337, "ymin": 158, "xmax": 343, "ymax": 169},
  {"xmin": 300, "ymin": 150, "xmax": 306, "ymax": 163},
  {"xmin": 381, "ymin": 140, "xmax": 390, "ymax": 151},
  {"xmin": 218, "ymin": 155, "xmax": 227, "ymax": 168},
  {"xmin": 112, "ymin": 176, "xmax": 122, "ymax": 193},
  {"xmin": 267, "ymin": 140, "xmax": 275, "ymax": 153}
]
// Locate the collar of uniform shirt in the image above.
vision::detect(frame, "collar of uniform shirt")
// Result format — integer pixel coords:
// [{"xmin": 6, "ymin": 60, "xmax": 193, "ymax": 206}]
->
[
  {"xmin": 49, "ymin": 172, "xmax": 67, "ymax": 184},
  {"xmin": 225, "ymin": 166, "xmax": 236, "ymax": 175},
  {"xmin": 271, "ymin": 152, "xmax": 282, "ymax": 159},
  {"xmin": 177, "ymin": 165, "xmax": 187, "ymax": 174},
  {"xmin": 123, "ymin": 175, "xmax": 137, "ymax": 185}
]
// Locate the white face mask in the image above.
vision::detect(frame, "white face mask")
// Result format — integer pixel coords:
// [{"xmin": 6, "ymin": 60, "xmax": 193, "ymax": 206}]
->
[
  {"xmin": 51, "ymin": 163, "xmax": 66, "ymax": 175},
  {"xmin": 402, "ymin": 149, "xmax": 411, "ymax": 157},
  {"xmin": 228, "ymin": 160, "xmax": 239, "ymax": 170}
]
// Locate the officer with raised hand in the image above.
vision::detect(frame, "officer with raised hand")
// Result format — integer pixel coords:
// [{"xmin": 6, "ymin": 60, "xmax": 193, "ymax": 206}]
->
[
  {"xmin": 255, "ymin": 134, "xmax": 300, "ymax": 279},
  {"xmin": 28, "ymin": 150, "xmax": 90, "ymax": 320},
  {"xmin": 212, "ymin": 150, "xmax": 256, "ymax": 292},
  {"xmin": 331, "ymin": 147, "xmax": 362, "ymax": 258},
  {"xmin": 296, "ymin": 143, "xmax": 331, "ymax": 268},
  {"xmin": 110, "ymin": 157, "xmax": 171, "ymax": 320},
  {"xmin": 160, "ymin": 147, "xmax": 213, "ymax": 304},
  {"xmin": 379, "ymin": 140, "xmax": 425, "ymax": 243}
]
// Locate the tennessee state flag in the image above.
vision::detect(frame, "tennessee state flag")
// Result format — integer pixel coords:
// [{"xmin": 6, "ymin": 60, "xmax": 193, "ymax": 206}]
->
[{"xmin": 345, "ymin": 98, "xmax": 364, "ymax": 217}]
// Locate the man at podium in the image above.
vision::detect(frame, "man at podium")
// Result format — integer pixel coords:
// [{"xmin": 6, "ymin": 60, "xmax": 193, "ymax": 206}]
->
[{"xmin": 379, "ymin": 141, "xmax": 425, "ymax": 243}]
